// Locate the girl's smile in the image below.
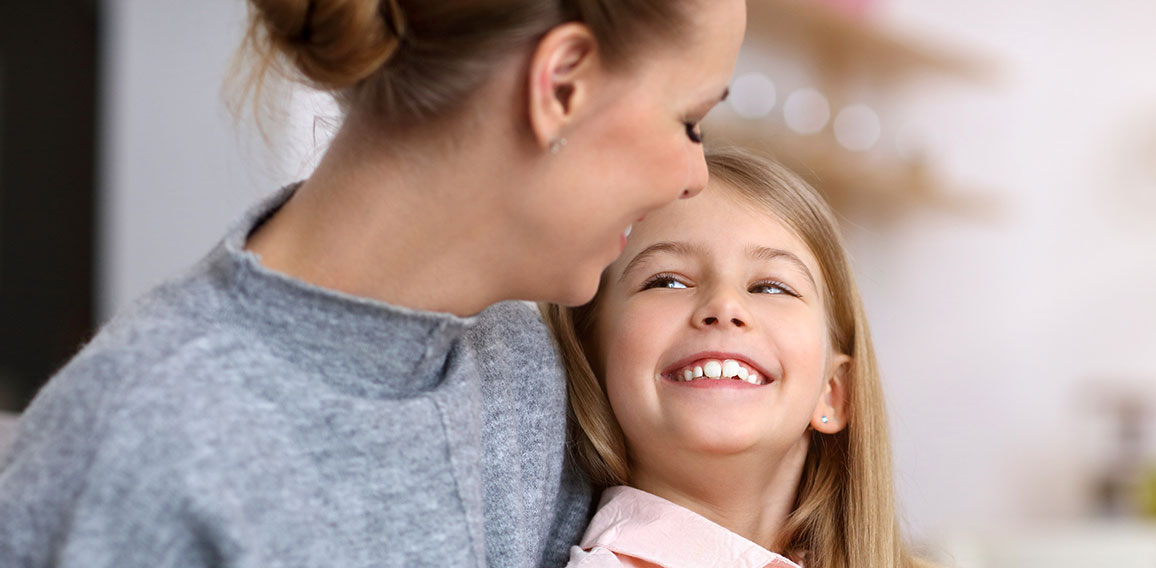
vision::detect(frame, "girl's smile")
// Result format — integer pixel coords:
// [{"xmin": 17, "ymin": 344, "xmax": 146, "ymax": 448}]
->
[{"xmin": 659, "ymin": 351, "xmax": 776, "ymax": 386}]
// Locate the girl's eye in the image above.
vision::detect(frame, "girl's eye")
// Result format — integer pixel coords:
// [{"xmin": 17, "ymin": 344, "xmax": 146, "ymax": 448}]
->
[
  {"xmin": 749, "ymin": 280, "xmax": 799, "ymax": 297},
  {"xmin": 641, "ymin": 274, "xmax": 689, "ymax": 290},
  {"xmin": 684, "ymin": 122, "xmax": 703, "ymax": 144}
]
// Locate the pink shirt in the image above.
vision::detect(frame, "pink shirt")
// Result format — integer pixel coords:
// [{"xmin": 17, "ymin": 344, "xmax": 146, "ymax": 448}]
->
[{"xmin": 566, "ymin": 486, "xmax": 803, "ymax": 568}]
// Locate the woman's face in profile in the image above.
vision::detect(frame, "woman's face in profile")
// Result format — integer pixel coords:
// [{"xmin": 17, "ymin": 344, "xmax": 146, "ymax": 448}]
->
[{"xmin": 532, "ymin": 0, "xmax": 748, "ymax": 306}]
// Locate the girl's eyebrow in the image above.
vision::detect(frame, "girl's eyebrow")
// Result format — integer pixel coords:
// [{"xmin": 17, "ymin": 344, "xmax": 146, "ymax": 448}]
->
[
  {"xmin": 617, "ymin": 241, "xmax": 703, "ymax": 284},
  {"xmin": 748, "ymin": 246, "xmax": 816, "ymax": 289}
]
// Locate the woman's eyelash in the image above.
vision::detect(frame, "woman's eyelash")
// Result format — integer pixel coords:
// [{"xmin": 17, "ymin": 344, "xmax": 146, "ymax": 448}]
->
[
  {"xmin": 641, "ymin": 273, "xmax": 688, "ymax": 291},
  {"xmin": 684, "ymin": 122, "xmax": 703, "ymax": 144},
  {"xmin": 749, "ymin": 280, "xmax": 800, "ymax": 297}
]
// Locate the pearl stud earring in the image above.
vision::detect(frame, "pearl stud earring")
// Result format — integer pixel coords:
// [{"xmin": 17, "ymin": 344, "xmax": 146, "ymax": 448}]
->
[{"xmin": 549, "ymin": 137, "xmax": 567, "ymax": 154}]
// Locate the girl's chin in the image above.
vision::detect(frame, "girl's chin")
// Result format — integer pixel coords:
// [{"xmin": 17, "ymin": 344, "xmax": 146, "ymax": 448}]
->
[
  {"xmin": 665, "ymin": 427, "xmax": 769, "ymax": 456},
  {"xmin": 656, "ymin": 416, "xmax": 809, "ymax": 456}
]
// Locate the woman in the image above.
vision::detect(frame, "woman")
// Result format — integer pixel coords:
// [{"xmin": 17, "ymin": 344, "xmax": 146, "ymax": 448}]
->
[{"xmin": 0, "ymin": 1, "xmax": 745, "ymax": 567}]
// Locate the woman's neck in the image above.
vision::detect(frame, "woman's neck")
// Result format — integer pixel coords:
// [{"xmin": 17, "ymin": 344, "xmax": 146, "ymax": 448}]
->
[
  {"xmin": 630, "ymin": 436, "xmax": 810, "ymax": 552},
  {"xmin": 245, "ymin": 113, "xmax": 535, "ymax": 316}
]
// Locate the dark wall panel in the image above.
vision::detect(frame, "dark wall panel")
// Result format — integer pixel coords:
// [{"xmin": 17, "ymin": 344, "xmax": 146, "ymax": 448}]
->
[{"xmin": 0, "ymin": 0, "xmax": 99, "ymax": 411}]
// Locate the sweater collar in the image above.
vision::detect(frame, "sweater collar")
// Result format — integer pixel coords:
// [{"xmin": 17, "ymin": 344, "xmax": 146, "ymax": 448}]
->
[{"xmin": 209, "ymin": 184, "xmax": 477, "ymax": 396}]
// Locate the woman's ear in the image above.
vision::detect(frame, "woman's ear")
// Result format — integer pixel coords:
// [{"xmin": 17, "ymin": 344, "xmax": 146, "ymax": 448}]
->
[
  {"xmin": 811, "ymin": 353, "xmax": 851, "ymax": 434},
  {"xmin": 526, "ymin": 22, "xmax": 599, "ymax": 151}
]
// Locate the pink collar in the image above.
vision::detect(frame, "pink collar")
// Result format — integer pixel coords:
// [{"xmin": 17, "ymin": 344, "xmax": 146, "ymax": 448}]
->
[{"xmin": 579, "ymin": 486, "xmax": 803, "ymax": 568}]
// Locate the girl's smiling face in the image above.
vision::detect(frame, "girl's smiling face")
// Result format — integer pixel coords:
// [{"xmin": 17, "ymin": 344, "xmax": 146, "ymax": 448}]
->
[{"xmin": 593, "ymin": 182, "xmax": 850, "ymax": 467}]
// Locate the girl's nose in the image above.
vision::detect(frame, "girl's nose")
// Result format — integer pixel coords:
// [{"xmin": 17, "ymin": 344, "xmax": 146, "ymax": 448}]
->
[
  {"xmin": 700, "ymin": 315, "xmax": 746, "ymax": 328},
  {"xmin": 691, "ymin": 287, "xmax": 751, "ymax": 330}
]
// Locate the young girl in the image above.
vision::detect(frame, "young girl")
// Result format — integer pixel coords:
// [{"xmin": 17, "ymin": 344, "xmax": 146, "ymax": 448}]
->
[{"xmin": 546, "ymin": 148, "xmax": 926, "ymax": 568}]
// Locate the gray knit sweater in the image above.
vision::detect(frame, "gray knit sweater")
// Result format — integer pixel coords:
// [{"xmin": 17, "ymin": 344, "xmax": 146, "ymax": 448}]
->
[{"xmin": 0, "ymin": 187, "xmax": 592, "ymax": 567}]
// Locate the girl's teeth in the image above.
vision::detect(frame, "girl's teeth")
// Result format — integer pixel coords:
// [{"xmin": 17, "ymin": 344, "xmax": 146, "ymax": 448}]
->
[
  {"xmin": 624, "ymin": 225, "xmax": 633, "ymax": 238},
  {"xmin": 668, "ymin": 359, "xmax": 764, "ymax": 384}
]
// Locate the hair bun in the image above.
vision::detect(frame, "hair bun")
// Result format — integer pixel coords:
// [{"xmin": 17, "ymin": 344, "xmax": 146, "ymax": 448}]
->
[
  {"xmin": 242, "ymin": 0, "xmax": 690, "ymax": 124},
  {"xmin": 251, "ymin": 0, "xmax": 402, "ymax": 90}
]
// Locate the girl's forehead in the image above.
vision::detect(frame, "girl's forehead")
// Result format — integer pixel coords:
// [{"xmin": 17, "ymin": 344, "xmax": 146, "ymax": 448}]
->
[{"xmin": 624, "ymin": 186, "xmax": 819, "ymax": 270}]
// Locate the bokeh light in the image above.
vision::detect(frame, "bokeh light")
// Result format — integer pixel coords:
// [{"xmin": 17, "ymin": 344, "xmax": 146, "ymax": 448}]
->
[
  {"xmin": 728, "ymin": 72, "xmax": 777, "ymax": 119},
  {"xmin": 783, "ymin": 88, "xmax": 831, "ymax": 134}
]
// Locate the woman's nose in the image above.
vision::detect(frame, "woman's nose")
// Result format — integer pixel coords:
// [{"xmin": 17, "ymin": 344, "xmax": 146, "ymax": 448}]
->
[{"xmin": 679, "ymin": 148, "xmax": 709, "ymax": 200}]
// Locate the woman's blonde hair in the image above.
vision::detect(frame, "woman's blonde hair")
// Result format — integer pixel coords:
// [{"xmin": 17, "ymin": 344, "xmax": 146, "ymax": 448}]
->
[
  {"xmin": 238, "ymin": 0, "xmax": 691, "ymax": 124},
  {"xmin": 544, "ymin": 146, "xmax": 925, "ymax": 568}
]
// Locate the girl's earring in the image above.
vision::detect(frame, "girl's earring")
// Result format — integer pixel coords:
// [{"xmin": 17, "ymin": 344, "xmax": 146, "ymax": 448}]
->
[
  {"xmin": 549, "ymin": 137, "xmax": 567, "ymax": 154},
  {"xmin": 820, "ymin": 416, "xmax": 830, "ymax": 424}
]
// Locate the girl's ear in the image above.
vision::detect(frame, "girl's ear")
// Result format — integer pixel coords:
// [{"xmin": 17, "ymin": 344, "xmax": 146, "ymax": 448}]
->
[
  {"xmin": 811, "ymin": 353, "xmax": 851, "ymax": 434},
  {"xmin": 526, "ymin": 22, "xmax": 600, "ymax": 152}
]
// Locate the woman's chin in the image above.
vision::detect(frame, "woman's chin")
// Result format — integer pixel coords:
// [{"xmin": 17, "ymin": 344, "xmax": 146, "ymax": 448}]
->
[
  {"xmin": 541, "ymin": 266, "xmax": 604, "ymax": 307},
  {"xmin": 552, "ymin": 280, "xmax": 600, "ymax": 308}
]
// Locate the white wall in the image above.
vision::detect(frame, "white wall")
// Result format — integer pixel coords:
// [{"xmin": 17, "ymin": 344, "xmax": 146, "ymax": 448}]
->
[
  {"xmin": 862, "ymin": 0, "xmax": 1156, "ymax": 541},
  {"xmin": 100, "ymin": 0, "xmax": 332, "ymax": 319}
]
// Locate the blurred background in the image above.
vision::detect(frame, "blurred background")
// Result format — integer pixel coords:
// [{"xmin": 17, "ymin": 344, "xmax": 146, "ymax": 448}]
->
[{"xmin": 1, "ymin": 0, "xmax": 1154, "ymax": 565}]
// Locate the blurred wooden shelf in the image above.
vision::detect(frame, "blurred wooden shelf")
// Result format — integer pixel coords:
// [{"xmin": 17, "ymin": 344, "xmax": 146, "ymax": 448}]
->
[
  {"xmin": 747, "ymin": 0, "xmax": 997, "ymax": 83},
  {"xmin": 708, "ymin": 119, "xmax": 999, "ymax": 220},
  {"xmin": 719, "ymin": 0, "xmax": 1001, "ymax": 217}
]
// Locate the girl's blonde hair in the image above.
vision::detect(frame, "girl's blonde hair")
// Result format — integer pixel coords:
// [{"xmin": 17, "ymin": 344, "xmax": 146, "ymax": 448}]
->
[
  {"xmin": 544, "ymin": 146, "xmax": 924, "ymax": 568},
  {"xmin": 239, "ymin": 0, "xmax": 691, "ymax": 124}
]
